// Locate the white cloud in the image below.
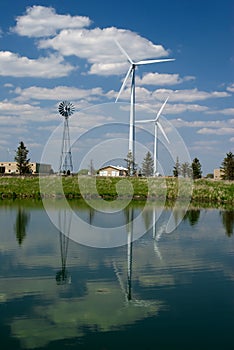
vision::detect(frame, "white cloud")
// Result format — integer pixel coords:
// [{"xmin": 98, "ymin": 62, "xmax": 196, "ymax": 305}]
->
[
  {"xmin": 171, "ymin": 118, "xmax": 234, "ymax": 129},
  {"xmin": 153, "ymin": 88, "xmax": 230, "ymax": 102},
  {"xmin": 14, "ymin": 86, "xmax": 104, "ymax": 102},
  {"xmin": 206, "ymin": 108, "xmax": 234, "ymax": 116},
  {"xmin": 227, "ymin": 83, "xmax": 234, "ymax": 93},
  {"xmin": 6, "ymin": 6, "xmax": 171, "ymax": 78},
  {"xmin": 11, "ymin": 5, "xmax": 91, "ymax": 37},
  {"xmin": 136, "ymin": 72, "xmax": 195, "ymax": 86},
  {"xmin": 197, "ymin": 127, "xmax": 234, "ymax": 135},
  {"xmin": 0, "ymin": 52, "xmax": 74, "ymax": 78},
  {"xmin": 39, "ymin": 26, "xmax": 170, "ymax": 76}
]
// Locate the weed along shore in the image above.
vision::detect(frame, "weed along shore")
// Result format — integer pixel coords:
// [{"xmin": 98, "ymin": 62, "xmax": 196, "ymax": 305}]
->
[{"xmin": 0, "ymin": 176, "xmax": 233, "ymax": 206}]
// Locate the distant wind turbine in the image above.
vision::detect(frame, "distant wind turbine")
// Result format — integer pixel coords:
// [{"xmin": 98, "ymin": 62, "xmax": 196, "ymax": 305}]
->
[
  {"xmin": 115, "ymin": 41, "xmax": 174, "ymax": 175},
  {"xmin": 136, "ymin": 97, "xmax": 170, "ymax": 176}
]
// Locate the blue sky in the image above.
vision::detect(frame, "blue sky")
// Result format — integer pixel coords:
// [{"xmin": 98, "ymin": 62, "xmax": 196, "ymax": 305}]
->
[{"xmin": 0, "ymin": 0, "xmax": 233, "ymax": 175}]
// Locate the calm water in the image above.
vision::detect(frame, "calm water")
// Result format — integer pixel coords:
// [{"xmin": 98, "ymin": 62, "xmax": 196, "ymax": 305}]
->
[{"xmin": 0, "ymin": 200, "xmax": 233, "ymax": 350}]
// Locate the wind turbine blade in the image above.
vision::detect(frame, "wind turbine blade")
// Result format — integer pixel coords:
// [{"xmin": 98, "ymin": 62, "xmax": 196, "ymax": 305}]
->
[
  {"xmin": 115, "ymin": 65, "xmax": 132, "ymax": 102},
  {"xmin": 115, "ymin": 40, "xmax": 133, "ymax": 64},
  {"xmin": 155, "ymin": 96, "xmax": 169, "ymax": 121},
  {"xmin": 135, "ymin": 119, "xmax": 155, "ymax": 123},
  {"xmin": 136, "ymin": 58, "xmax": 175, "ymax": 65},
  {"xmin": 157, "ymin": 121, "xmax": 170, "ymax": 143}
]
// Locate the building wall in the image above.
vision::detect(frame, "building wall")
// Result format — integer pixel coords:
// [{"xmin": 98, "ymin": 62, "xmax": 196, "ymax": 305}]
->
[
  {"xmin": 0, "ymin": 162, "xmax": 52, "ymax": 174},
  {"xmin": 99, "ymin": 166, "xmax": 127, "ymax": 177},
  {"xmin": 213, "ymin": 168, "xmax": 224, "ymax": 180}
]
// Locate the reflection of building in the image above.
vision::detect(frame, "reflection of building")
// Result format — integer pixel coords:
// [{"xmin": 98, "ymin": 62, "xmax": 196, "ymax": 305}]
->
[
  {"xmin": 99, "ymin": 165, "xmax": 128, "ymax": 177},
  {"xmin": 213, "ymin": 168, "xmax": 224, "ymax": 180},
  {"xmin": 0, "ymin": 161, "xmax": 52, "ymax": 174}
]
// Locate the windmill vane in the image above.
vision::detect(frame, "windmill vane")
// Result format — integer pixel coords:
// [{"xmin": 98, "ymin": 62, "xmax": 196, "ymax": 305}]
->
[{"xmin": 58, "ymin": 101, "xmax": 75, "ymax": 118}]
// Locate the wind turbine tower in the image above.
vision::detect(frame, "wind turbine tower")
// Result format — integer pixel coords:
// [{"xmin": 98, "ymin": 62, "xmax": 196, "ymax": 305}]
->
[
  {"xmin": 115, "ymin": 41, "xmax": 174, "ymax": 175},
  {"xmin": 58, "ymin": 101, "xmax": 75, "ymax": 174}
]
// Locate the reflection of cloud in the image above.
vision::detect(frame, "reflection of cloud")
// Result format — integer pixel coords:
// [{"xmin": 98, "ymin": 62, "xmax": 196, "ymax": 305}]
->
[{"xmin": 11, "ymin": 281, "xmax": 162, "ymax": 349}]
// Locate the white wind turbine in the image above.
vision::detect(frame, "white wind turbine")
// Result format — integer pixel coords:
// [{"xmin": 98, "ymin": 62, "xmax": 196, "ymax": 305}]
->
[
  {"xmin": 115, "ymin": 40, "xmax": 174, "ymax": 175},
  {"xmin": 136, "ymin": 97, "xmax": 170, "ymax": 176}
]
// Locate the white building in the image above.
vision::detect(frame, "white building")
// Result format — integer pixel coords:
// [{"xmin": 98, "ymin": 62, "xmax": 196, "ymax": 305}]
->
[{"xmin": 99, "ymin": 165, "xmax": 128, "ymax": 177}]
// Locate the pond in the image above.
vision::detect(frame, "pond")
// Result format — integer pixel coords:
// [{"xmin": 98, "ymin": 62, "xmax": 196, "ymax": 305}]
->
[{"xmin": 0, "ymin": 199, "xmax": 233, "ymax": 349}]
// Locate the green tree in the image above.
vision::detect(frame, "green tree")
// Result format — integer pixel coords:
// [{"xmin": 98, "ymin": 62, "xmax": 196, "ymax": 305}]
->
[
  {"xmin": 173, "ymin": 156, "xmax": 180, "ymax": 177},
  {"xmin": 125, "ymin": 151, "xmax": 137, "ymax": 176},
  {"xmin": 192, "ymin": 157, "xmax": 202, "ymax": 179},
  {"xmin": 221, "ymin": 152, "xmax": 234, "ymax": 180},
  {"xmin": 181, "ymin": 162, "xmax": 192, "ymax": 178},
  {"xmin": 142, "ymin": 151, "xmax": 154, "ymax": 177},
  {"xmin": 15, "ymin": 141, "xmax": 31, "ymax": 175}
]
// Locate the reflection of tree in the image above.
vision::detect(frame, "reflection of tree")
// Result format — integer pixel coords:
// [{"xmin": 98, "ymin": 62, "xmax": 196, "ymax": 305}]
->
[
  {"xmin": 14, "ymin": 207, "xmax": 30, "ymax": 245},
  {"xmin": 56, "ymin": 210, "xmax": 72, "ymax": 285},
  {"xmin": 183, "ymin": 209, "xmax": 200, "ymax": 226},
  {"xmin": 221, "ymin": 210, "xmax": 234, "ymax": 237}
]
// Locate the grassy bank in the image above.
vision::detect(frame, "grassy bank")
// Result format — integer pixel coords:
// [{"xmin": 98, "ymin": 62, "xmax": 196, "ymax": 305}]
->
[{"xmin": 0, "ymin": 175, "xmax": 233, "ymax": 206}]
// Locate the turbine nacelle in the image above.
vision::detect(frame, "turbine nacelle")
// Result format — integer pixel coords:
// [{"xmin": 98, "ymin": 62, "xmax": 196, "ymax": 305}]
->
[
  {"xmin": 115, "ymin": 40, "xmax": 175, "ymax": 102},
  {"xmin": 136, "ymin": 96, "xmax": 170, "ymax": 144}
]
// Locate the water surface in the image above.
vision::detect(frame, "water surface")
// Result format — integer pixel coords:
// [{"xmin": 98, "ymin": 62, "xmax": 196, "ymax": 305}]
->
[{"xmin": 0, "ymin": 200, "xmax": 233, "ymax": 349}]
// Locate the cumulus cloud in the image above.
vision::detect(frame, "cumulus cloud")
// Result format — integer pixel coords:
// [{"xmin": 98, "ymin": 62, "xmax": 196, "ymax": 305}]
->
[
  {"xmin": 11, "ymin": 5, "xmax": 91, "ymax": 37},
  {"xmin": 206, "ymin": 108, "xmax": 234, "ymax": 116},
  {"xmin": 38, "ymin": 26, "xmax": 170, "ymax": 76},
  {"xmin": 13, "ymin": 85, "xmax": 104, "ymax": 102},
  {"xmin": 153, "ymin": 88, "xmax": 230, "ymax": 102},
  {"xmin": 9, "ymin": 6, "xmax": 171, "ymax": 76},
  {"xmin": 171, "ymin": 118, "xmax": 234, "ymax": 128},
  {"xmin": 197, "ymin": 127, "xmax": 234, "ymax": 135},
  {"xmin": 227, "ymin": 83, "xmax": 234, "ymax": 93},
  {"xmin": 136, "ymin": 72, "xmax": 195, "ymax": 86},
  {"xmin": 0, "ymin": 51, "xmax": 75, "ymax": 78}
]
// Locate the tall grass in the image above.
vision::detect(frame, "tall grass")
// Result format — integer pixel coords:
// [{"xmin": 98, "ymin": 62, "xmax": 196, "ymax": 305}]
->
[{"xmin": 0, "ymin": 176, "xmax": 233, "ymax": 206}]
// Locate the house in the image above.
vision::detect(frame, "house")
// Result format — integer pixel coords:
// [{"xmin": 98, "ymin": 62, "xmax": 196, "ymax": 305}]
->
[
  {"xmin": 98, "ymin": 165, "xmax": 128, "ymax": 177},
  {"xmin": 213, "ymin": 168, "xmax": 224, "ymax": 180},
  {"xmin": 0, "ymin": 161, "xmax": 52, "ymax": 175}
]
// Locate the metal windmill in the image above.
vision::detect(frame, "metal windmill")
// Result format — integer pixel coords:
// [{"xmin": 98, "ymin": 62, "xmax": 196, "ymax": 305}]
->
[
  {"xmin": 115, "ymin": 41, "xmax": 174, "ymax": 175},
  {"xmin": 56, "ymin": 209, "xmax": 72, "ymax": 285},
  {"xmin": 58, "ymin": 101, "xmax": 75, "ymax": 174}
]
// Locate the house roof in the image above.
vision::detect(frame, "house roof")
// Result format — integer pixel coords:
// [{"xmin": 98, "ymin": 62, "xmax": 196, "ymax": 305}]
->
[{"xmin": 99, "ymin": 165, "xmax": 128, "ymax": 171}]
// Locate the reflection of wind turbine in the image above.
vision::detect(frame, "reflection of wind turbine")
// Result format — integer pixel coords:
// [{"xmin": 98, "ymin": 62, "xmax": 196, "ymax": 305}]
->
[
  {"xmin": 56, "ymin": 210, "xmax": 72, "ymax": 285},
  {"xmin": 152, "ymin": 209, "xmax": 164, "ymax": 261},
  {"xmin": 113, "ymin": 207, "xmax": 158, "ymax": 307},
  {"xmin": 115, "ymin": 41, "xmax": 174, "ymax": 175},
  {"xmin": 136, "ymin": 97, "xmax": 170, "ymax": 176}
]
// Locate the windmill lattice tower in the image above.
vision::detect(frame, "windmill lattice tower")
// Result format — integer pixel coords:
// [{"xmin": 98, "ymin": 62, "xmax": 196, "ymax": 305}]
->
[{"xmin": 58, "ymin": 101, "xmax": 75, "ymax": 174}]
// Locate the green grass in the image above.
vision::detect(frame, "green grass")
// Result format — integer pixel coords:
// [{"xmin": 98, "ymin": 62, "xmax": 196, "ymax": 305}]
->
[{"xmin": 0, "ymin": 175, "xmax": 233, "ymax": 206}]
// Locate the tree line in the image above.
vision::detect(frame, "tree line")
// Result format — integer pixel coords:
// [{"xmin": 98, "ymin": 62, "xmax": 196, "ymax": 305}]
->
[
  {"xmin": 12, "ymin": 141, "xmax": 234, "ymax": 180},
  {"xmin": 139, "ymin": 151, "xmax": 234, "ymax": 180}
]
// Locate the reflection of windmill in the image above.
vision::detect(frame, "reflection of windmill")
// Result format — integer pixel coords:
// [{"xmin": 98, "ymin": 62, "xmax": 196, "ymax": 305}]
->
[
  {"xmin": 115, "ymin": 41, "xmax": 174, "ymax": 175},
  {"xmin": 136, "ymin": 97, "xmax": 170, "ymax": 176},
  {"xmin": 58, "ymin": 101, "xmax": 75, "ymax": 175},
  {"xmin": 56, "ymin": 210, "xmax": 72, "ymax": 285}
]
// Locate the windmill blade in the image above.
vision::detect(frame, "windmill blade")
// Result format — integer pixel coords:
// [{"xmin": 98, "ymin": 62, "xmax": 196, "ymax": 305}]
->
[
  {"xmin": 136, "ymin": 58, "xmax": 175, "ymax": 65},
  {"xmin": 115, "ymin": 40, "xmax": 134, "ymax": 64},
  {"xmin": 157, "ymin": 121, "xmax": 170, "ymax": 143},
  {"xmin": 115, "ymin": 65, "xmax": 133, "ymax": 102},
  {"xmin": 136, "ymin": 119, "xmax": 155, "ymax": 123},
  {"xmin": 155, "ymin": 96, "xmax": 169, "ymax": 121}
]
